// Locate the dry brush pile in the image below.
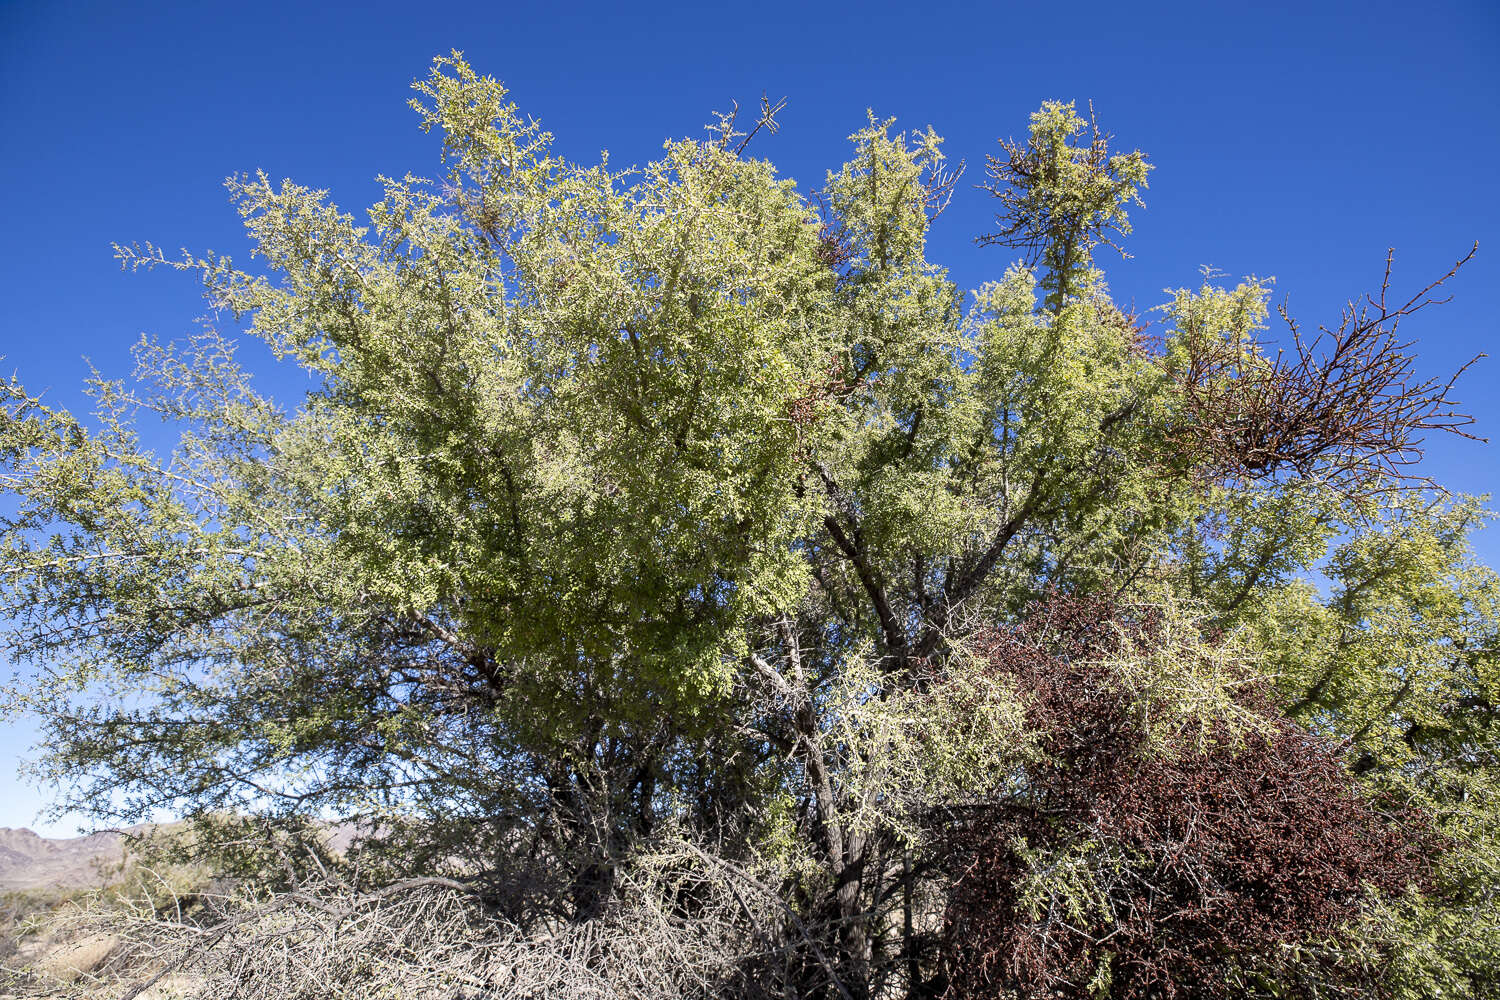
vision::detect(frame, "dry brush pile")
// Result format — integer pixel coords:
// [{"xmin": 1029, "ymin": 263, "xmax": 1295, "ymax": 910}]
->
[{"xmin": 3, "ymin": 840, "xmax": 834, "ymax": 1000}]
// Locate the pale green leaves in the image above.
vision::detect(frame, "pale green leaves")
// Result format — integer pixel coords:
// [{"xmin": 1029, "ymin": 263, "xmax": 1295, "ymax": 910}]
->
[{"xmin": 982, "ymin": 100, "xmax": 1152, "ymax": 310}]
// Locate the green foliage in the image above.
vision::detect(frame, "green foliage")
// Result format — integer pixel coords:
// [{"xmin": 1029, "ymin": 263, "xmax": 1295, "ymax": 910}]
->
[
  {"xmin": 1, "ymin": 52, "xmax": 1493, "ymax": 998},
  {"xmin": 1246, "ymin": 496, "xmax": 1500, "ymax": 996},
  {"xmin": 981, "ymin": 100, "xmax": 1151, "ymax": 309}
]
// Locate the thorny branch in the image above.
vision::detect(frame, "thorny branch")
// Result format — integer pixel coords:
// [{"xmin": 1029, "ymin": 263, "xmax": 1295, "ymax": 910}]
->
[{"xmin": 1173, "ymin": 244, "xmax": 1484, "ymax": 501}]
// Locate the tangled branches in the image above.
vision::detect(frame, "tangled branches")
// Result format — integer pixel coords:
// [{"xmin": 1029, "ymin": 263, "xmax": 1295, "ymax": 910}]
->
[
  {"xmin": 5, "ymin": 839, "xmax": 836, "ymax": 1000},
  {"xmin": 1174, "ymin": 245, "xmax": 1483, "ymax": 501},
  {"xmin": 940, "ymin": 594, "xmax": 1441, "ymax": 1000}
]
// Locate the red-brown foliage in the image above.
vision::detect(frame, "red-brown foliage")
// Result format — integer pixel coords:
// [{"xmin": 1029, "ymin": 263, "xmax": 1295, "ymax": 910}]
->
[{"xmin": 940, "ymin": 594, "xmax": 1438, "ymax": 1000}]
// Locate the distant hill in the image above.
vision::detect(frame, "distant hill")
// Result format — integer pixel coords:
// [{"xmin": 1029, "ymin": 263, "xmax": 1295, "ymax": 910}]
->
[
  {"xmin": 0, "ymin": 821, "xmax": 368, "ymax": 893},
  {"xmin": 0, "ymin": 826, "xmax": 147, "ymax": 891}
]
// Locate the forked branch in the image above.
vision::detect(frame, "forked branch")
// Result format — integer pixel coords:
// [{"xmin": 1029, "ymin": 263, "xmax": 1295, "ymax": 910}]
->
[{"xmin": 1173, "ymin": 244, "xmax": 1484, "ymax": 500}]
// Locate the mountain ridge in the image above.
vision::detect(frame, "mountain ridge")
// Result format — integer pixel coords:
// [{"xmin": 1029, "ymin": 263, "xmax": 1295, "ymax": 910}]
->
[{"xmin": 0, "ymin": 825, "xmax": 154, "ymax": 891}]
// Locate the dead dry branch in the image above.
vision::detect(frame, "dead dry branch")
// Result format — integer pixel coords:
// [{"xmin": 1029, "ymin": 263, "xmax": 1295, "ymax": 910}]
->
[
  {"xmin": 2, "ymin": 838, "xmax": 836, "ymax": 1000},
  {"xmin": 1174, "ymin": 245, "xmax": 1484, "ymax": 501}
]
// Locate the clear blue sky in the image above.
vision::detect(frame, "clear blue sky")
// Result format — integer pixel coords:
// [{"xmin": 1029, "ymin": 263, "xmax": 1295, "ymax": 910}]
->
[{"xmin": 2, "ymin": 0, "xmax": 1497, "ymax": 834}]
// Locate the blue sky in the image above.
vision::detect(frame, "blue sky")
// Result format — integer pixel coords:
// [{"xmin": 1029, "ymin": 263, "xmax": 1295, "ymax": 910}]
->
[{"xmin": 2, "ymin": 0, "xmax": 1497, "ymax": 834}]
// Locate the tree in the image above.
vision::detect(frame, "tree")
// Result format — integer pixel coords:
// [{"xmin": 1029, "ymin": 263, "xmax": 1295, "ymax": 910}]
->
[{"xmin": 2, "ymin": 53, "xmax": 1493, "ymax": 998}]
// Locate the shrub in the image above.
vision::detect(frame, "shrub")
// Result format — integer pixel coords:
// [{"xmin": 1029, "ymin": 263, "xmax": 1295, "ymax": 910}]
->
[{"xmin": 941, "ymin": 594, "xmax": 1440, "ymax": 1000}]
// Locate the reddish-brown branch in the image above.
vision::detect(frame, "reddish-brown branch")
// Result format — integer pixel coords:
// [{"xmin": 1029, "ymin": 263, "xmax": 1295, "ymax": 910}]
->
[{"xmin": 1170, "ymin": 245, "xmax": 1484, "ymax": 502}]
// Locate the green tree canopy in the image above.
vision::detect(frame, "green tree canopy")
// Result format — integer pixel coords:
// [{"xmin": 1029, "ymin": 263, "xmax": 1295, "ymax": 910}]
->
[{"xmin": 3, "ymin": 54, "xmax": 1494, "ymax": 998}]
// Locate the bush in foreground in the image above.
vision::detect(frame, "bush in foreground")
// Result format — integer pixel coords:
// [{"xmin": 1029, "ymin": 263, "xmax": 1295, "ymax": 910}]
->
[{"xmin": 942, "ymin": 595, "xmax": 1441, "ymax": 999}]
